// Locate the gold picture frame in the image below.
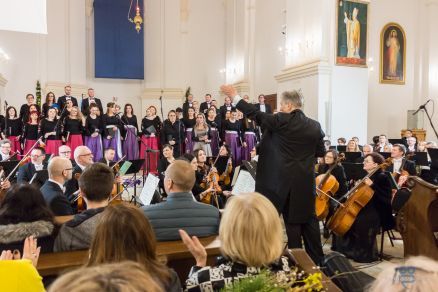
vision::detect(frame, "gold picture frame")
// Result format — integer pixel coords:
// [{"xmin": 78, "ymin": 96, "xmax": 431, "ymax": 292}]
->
[{"xmin": 380, "ymin": 22, "xmax": 406, "ymax": 85}]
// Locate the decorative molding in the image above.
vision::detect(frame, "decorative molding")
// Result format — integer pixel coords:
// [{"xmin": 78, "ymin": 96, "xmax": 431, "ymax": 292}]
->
[
  {"xmin": 45, "ymin": 82, "xmax": 88, "ymax": 97},
  {"xmin": 0, "ymin": 74, "xmax": 8, "ymax": 87},
  {"xmin": 275, "ymin": 60, "xmax": 332, "ymax": 83},
  {"xmin": 141, "ymin": 88, "xmax": 184, "ymax": 100}
]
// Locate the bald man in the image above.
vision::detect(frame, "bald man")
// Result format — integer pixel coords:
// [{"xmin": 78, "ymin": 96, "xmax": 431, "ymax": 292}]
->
[
  {"xmin": 64, "ymin": 146, "xmax": 94, "ymax": 203},
  {"xmin": 142, "ymin": 160, "xmax": 220, "ymax": 241},
  {"xmin": 40, "ymin": 157, "xmax": 74, "ymax": 216}
]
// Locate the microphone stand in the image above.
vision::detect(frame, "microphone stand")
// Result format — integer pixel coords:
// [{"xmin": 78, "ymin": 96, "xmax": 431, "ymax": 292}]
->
[{"xmin": 159, "ymin": 90, "xmax": 164, "ymax": 121}]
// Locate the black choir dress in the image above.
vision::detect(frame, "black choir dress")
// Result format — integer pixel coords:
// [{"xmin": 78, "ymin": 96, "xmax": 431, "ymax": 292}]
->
[
  {"xmin": 5, "ymin": 118, "xmax": 23, "ymax": 153},
  {"xmin": 182, "ymin": 118, "xmax": 196, "ymax": 154},
  {"xmin": 101, "ymin": 114, "xmax": 123, "ymax": 160},
  {"xmin": 39, "ymin": 119, "xmax": 62, "ymax": 155},
  {"xmin": 84, "ymin": 115, "xmax": 103, "ymax": 161},
  {"xmin": 160, "ymin": 120, "xmax": 185, "ymax": 157}
]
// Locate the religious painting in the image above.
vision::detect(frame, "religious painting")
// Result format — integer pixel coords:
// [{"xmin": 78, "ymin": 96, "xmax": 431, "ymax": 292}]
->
[
  {"xmin": 336, "ymin": 0, "xmax": 368, "ymax": 67},
  {"xmin": 380, "ymin": 23, "xmax": 406, "ymax": 85}
]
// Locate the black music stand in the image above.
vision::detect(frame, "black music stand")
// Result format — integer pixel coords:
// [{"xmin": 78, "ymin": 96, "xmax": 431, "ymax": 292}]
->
[
  {"xmin": 29, "ymin": 170, "xmax": 48, "ymax": 188},
  {"xmin": 0, "ymin": 160, "xmax": 20, "ymax": 179},
  {"xmin": 336, "ymin": 145, "xmax": 347, "ymax": 152},
  {"xmin": 411, "ymin": 152, "xmax": 428, "ymax": 166},
  {"xmin": 379, "ymin": 152, "xmax": 391, "ymax": 159},
  {"xmin": 342, "ymin": 162, "xmax": 367, "ymax": 181},
  {"xmin": 388, "ymin": 139, "xmax": 404, "ymax": 145},
  {"xmin": 125, "ymin": 159, "xmax": 145, "ymax": 204},
  {"xmin": 344, "ymin": 152, "xmax": 362, "ymax": 163}
]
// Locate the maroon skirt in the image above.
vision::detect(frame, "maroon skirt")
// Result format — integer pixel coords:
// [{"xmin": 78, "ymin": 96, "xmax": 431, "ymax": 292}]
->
[
  {"xmin": 66, "ymin": 134, "xmax": 83, "ymax": 159},
  {"xmin": 45, "ymin": 140, "xmax": 63, "ymax": 155}
]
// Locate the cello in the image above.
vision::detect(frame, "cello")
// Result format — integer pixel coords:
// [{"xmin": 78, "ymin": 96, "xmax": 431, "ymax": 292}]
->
[
  {"xmin": 326, "ymin": 159, "xmax": 391, "ymax": 236},
  {"xmin": 315, "ymin": 153, "xmax": 345, "ymax": 220}
]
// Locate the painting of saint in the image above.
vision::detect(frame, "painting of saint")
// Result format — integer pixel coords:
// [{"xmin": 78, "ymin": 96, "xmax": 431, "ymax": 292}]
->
[
  {"xmin": 336, "ymin": 0, "xmax": 368, "ymax": 67},
  {"xmin": 380, "ymin": 23, "xmax": 406, "ymax": 84}
]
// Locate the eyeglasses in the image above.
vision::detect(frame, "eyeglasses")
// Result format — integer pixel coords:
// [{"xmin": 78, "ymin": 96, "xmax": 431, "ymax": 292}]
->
[
  {"xmin": 79, "ymin": 153, "xmax": 93, "ymax": 157},
  {"xmin": 60, "ymin": 151, "xmax": 71, "ymax": 154},
  {"xmin": 31, "ymin": 154, "xmax": 43, "ymax": 158}
]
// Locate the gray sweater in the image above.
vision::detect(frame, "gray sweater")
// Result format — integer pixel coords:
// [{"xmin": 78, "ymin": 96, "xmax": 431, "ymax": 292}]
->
[
  {"xmin": 142, "ymin": 192, "xmax": 220, "ymax": 241},
  {"xmin": 54, "ymin": 207, "xmax": 105, "ymax": 252}
]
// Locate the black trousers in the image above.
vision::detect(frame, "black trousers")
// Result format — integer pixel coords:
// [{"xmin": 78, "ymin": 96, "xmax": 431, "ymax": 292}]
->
[{"xmin": 283, "ymin": 204, "xmax": 324, "ymax": 265}]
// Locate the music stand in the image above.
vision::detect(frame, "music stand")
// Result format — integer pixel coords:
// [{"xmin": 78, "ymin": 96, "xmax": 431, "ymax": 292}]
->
[
  {"xmin": 344, "ymin": 152, "xmax": 362, "ymax": 163},
  {"xmin": 125, "ymin": 159, "xmax": 145, "ymax": 203},
  {"xmin": 342, "ymin": 162, "xmax": 367, "ymax": 181},
  {"xmin": 0, "ymin": 160, "xmax": 20, "ymax": 179},
  {"xmin": 411, "ymin": 152, "xmax": 428, "ymax": 166},
  {"xmin": 388, "ymin": 139, "xmax": 404, "ymax": 145},
  {"xmin": 427, "ymin": 148, "xmax": 438, "ymax": 169},
  {"xmin": 29, "ymin": 170, "xmax": 48, "ymax": 188},
  {"xmin": 336, "ymin": 145, "xmax": 347, "ymax": 152},
  {"xmin": 379, "ymin": 152, "xmax": 391, "ymax": 159}
]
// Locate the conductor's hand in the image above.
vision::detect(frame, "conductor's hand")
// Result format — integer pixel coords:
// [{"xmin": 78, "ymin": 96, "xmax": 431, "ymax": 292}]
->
[
  {"xmin": 363, "ymin": 177, "xmax": 373, "ymax": 186},
  {"xmin": 220, "ymin": 84, "xmax": 237, "ymax": 100},
  {"xmin": 179, "ymin": 229, "xmax": 207, "ymax": 267}
]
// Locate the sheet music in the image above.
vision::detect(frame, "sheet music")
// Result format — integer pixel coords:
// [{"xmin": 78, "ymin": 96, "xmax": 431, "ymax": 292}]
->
[
  {"xmin": 232, "ymin": 170, "xmax": 255, "ymax": 195},
  {"xmin": 231, "ymin": 166, "xmax": 240, "ymax": 186},
  {"xmin": 139, "ymin": 174, "xmax": 160, "ymax": 205}
]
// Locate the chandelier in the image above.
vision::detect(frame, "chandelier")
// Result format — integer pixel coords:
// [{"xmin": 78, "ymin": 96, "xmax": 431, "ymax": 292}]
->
[{"xmin": 128, "ymin": 0, "xmax": 143, "ymax": 33}]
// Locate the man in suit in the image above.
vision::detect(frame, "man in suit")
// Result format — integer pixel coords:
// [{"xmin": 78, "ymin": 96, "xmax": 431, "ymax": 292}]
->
[
  {"xmin": 17, "ymin": 147, "xmax": 47, "ymax": 186},
  {"xmin": 98, "ymin": 147, "xmax": 116, "ymax": 167},
  {"xmin": 57, "ymin": 85, "xmax": 78, "ymax": 111},
  {"xmin": 81, "ymin": 88, "xmax": 103, "ymax": 116},
  {"xmin": 221, "ymin": 84, "xmax": 326, "ymax": 264},
  {"xmin": 182, "ymin": 94, "xmax": 194, "ymax": 119},
  {"xmin": 219, "ymin": 96, "xmax": 235, "ymax": 120},
  {"xmin": 54, "ymin": 163, "xmax": 113, "ymax": 252},
  {"xmin": 255, "ymin": 94, "xmax": 272, "ymax": 113},
  {"xmin": 64, "ymin": 146, "xmax": 94, "ymax": 202},
  {"xmin": 40, "ymin": 157, "xmax": 74, "ymax": 216},
  {"xmin": 199, "ymin": 94, "xmax": 212, "ymax": 115},
  {"xmin": 388, "ymin": 144, "xmax": 416, "ymax": 175},
  {"xmin": 0, "ymin": 139, "xmax": 15, "ymax": 161},
  {"xmin": 142, "ymin": 160, "xmax": 220, "ymax": 241},
  {"xmin": 406, "ymin": 136, "xmax": 417, "ymax": 154}
]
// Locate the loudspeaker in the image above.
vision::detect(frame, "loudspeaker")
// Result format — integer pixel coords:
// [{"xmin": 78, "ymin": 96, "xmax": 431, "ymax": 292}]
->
[
  {"xmin": 407, "ymin": 110, "xmax": 424, "ymax": 129},
  {"xmin": 321, "ymin": 252, "xmax": 375, "ymax": 292}
]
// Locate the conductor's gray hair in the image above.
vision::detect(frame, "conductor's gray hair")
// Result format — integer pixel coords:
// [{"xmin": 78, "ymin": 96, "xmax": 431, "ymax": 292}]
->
[{"xmin": 281, "ymin": 90, "xmax": 303, "ymax": 108}]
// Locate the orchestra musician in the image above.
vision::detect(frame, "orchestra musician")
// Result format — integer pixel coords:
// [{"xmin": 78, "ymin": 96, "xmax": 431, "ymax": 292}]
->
[
  {"xmin": 140, "ymin": 106, "xmax": 161, "ymax": 175},
  {"xmin": 64, "ymin": 146, "xmax": 94, "ymax": 204},
  {"xmin": 17, "ymin": 147, "xmax": 47, "ymax": 186},
  {"xmin": 121, "ymin": 103, "xmax": 139, "ymax": 161},
  {"xmin": 0, "ymin": 140, "xmax": 15, "ymax": 161},
  {"xmin": 4, "ymin": 106, "xmax": 23, "ymax": 154},
  {"xmin": 334, "ymin": 153, "xmax": 394, "ymax": 263},
  {"xmin": 157, "ymin": 144, "xmax": 175, "ymax": 194},
  {"xmin": 387, "ymin": 144, "xmax": 416, "ymax": 176}
]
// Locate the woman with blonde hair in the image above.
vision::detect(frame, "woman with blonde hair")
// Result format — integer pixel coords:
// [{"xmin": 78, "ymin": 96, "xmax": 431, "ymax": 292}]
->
[
  {"xmin": 192, "ymin": 113, "xmax": 212, "ymax": 156},
  {"xmin": 346, "ymin": 139, "xmax": 361, "ymax": 152},
  {"xmin": 87, "ymin": 204, "xmax": 181, "ymax": 292},
  {"xmin": 49, "ymin": 261, "xmax": 164, "ymax": 292},
  {"xmin": 180, "ymin": 192, "xmax": 299, "ymax": 291}
]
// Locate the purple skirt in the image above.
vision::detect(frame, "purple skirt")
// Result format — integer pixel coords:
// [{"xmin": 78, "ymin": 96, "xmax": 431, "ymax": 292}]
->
[
  {"xmin": 123, "ymin": 126, "xmax": 139, "ymax": 160},
  {"xmin": 103, "ymin": 128, "xmax": 123, "ymax": 160},
  {"xmin": 85, "ymin": 135, "xmax": 103, "ymax": 162},
  {"xmin": 242, "ymin": 132, "xmax": 257, "ymax": 162},
  {"xmin": 210, "ymin": 128, "xmax": 220, "ymax": 156},
  {"xmin": 185, "ymin": 128, "xmax": 193, "ymax": 154},
  {"xmin": 225, "ymin": 131, "xmax": 241, "ymax": 166}
]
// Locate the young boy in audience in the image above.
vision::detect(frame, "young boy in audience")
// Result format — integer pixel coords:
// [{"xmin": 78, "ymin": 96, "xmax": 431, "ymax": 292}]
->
[{"xmin": 54, "ymin": 163, "xmax": 114, "ymax": 252}]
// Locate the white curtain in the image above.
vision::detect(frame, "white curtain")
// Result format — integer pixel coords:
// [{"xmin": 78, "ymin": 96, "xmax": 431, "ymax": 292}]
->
[{"xmin": 0, "ymin": 0, "xmax": 47, "ymax": 34}]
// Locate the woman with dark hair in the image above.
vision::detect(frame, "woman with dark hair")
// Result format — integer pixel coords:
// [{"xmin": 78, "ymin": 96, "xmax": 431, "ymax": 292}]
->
[
  {"xmin": 160, "ymin": 110, "xmax": 184, "ymax": 157},
  {"xmin": 22, "ymin": 110, "xmax": 40, "ymax": 155},
  {"xmin": 206, "ymin": 107, "xmax": 221, "ymax": 156},
  {"xmin": 63, "ymin": 106, "xmax": 84, "ymax": 159},
  {"xmin": 222, "ymin": 110, "xmax": 243, "ymax": 166},
  {"xmin": 241, "ymin": 114, "xmax": 257, "ymax": 162},
  {"xmin": 19, "ymin": 94, "xmax": 37, "ymax": 122},
  {"xmin": 334, "ymin": 152, "xmax": 394, "ymax": 262},
  {"xmin": 87, "ymin": 204, "xmax": 181, "ymax": 291},
  {"xmin": 39, "ymin": 107, "xmax": 63, "ymax": 155},
  {"xmin": 121, "ymin": 103, "xmax": 139, "ymax": 160},
  {"xmin": 102, "ymin": 102, "xmax": 123, "ymax": 160},
  {"xmin": 180, "ymin": 153, "xmax": 209, "ymax": 201},
  {"xmin": 0, "ymin": 184, "xmax": 56, "ymax": 253},
  {"xmin": 182, "ymin": 107, "xmax": 196, "ymax": 154},
  {"xmin": 84, "ymin": 104, "xmax": 103, "ymax": 161},
  {"xmin": 5, "ymin": 106, "xmax": 23, "ymax": 154},
  {"xmin": 157, "ymin": 144, "xmax": 175, "ymax": 193},
  {"xmin": 42, "ymin": 92, "xmax": 56, "ymax": 118},
  {"xmin": 140, "ymin": 106, "xmax": 162, "ymax": 175}
]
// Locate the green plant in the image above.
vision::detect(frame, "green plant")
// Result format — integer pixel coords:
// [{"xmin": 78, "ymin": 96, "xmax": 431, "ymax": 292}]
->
[{"xmin": 36, "ymin": 80, "xmax": 42, "ymax": 107}]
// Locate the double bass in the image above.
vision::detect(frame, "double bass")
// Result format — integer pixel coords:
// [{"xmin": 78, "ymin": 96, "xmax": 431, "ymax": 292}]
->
[
  {"xmin": 315, "ymin": 153, "xmax": 345, "ymax": 220},
  {"xmin": 327, "ymin": 159, "xmax": 391, "ymax": 236}
]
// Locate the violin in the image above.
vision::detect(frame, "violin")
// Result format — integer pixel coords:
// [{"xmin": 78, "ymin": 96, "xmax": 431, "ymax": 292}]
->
[
  {"xmin": 109, "ymin": 156, "xmax": 126, "ymax": 204},
  {"xmin": 74, "ymin": 172, "xmax": 85, "ymax": 213},
  {"xmin": 219, "ymin": 157, "xmax": 233, "ymax": 186},
  {"xmin": 327, "ymin": 159, "xmax": 391, "ymax": 236},
  {"xmin": 315, "ymin": 153, "xmax": 345, "ymax": 220},
  {"xmin": 199, "ymin": 155, "xmax": 222, "ymax": 208}
]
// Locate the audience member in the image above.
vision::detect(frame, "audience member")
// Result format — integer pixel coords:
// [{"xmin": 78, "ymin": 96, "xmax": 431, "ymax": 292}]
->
[
  {"xmin": 88, "ymin": 204, "xmax": 181, "ymax": 291},
  {"xmin": 54, "ymin": 163, "xmax": 113, "ymax": 252},
  {"xmin": 0, "ymin": 185, "xmax": 56, "ymax": 253},
  {"xmin": 180, "ymin": 192, "xmax": 299, "ymax": 291},
  {"xmin": 40, "ymin": 157, "xmax": 74, "ymax": 216},
  {"xmin": 49, "ymin": 261, "xmax": 164, "ymax": 292},
  {"xmin": 142, "ymin": 160, "xmax": 219, "ymax": 241}
]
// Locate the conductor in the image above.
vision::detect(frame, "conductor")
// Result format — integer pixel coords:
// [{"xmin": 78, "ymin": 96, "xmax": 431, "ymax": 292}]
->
[{"xmin": 221, "ymin": 85, "xmax": 326, "ymax": 264}]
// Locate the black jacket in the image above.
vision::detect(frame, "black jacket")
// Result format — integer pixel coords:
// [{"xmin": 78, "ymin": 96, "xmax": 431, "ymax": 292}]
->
[
  {"xmin": 386, "ymin": 158, "xmax": 416, "ymax": 175},
  {"xmin": 57, "ymin": 95, "xmax": 78, "ymax": 111},
  {"xmin": 81, "ymin": 97, "xmax": 103, "ymax": 116},
  {"xmin": 17, "ymin": 162, "xmax": 47, "ymax": 187},
  {"xmin": 64, "ymin": 165, "xmax": 82, "ymax": 202},
  {"xmin": 40, "ymin": 180, "xmax": 74, "ymax": 216},
  {"xmin": 236, "ymin": 100, "xmax": 325, "ymax": 223},
  {"xmin": 255, "ymin": 103, "xmax": 273, "ymax": 114}
]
